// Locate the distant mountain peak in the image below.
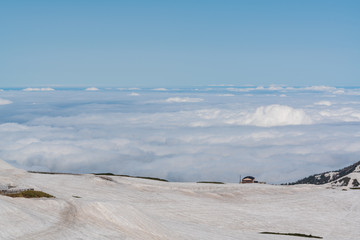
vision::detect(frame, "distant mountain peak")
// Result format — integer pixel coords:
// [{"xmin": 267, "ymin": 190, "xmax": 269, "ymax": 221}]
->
[{"xmin": 290, "ymin": 161, "xmax": 360, "ymax": 188}]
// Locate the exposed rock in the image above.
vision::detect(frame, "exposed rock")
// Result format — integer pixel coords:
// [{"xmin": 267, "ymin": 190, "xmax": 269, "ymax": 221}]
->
[{"xmin": 291, "ymin": 161, "xmax": 360, "ymax": 188}]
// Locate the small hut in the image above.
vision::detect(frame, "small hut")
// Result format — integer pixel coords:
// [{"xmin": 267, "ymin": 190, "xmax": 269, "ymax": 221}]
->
[{"xmin": 242, "ymin": 176, "xmax": 255, "ymax": 183}]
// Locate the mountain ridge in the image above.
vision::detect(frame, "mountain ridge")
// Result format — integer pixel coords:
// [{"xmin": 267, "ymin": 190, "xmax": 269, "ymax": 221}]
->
[{"xmin": 290, "ymin": 160, "xmax": 360, "ymax": 188}]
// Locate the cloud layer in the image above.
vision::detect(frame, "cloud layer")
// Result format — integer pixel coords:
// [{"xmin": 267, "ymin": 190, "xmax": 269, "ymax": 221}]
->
[
  {"xmin": 0, "ymin": 99, "xmax": 12, "ymax": 105},
  {"xmin": 165, "ymin": 97, "xmax": 204, "ymax": 103},
  {"xmin": 23, "ymin": 88, "xmax": 55, "ymax": 91},
  {"xmin": 229, "ymin": 104, "xmax": 312, "ymax": 127},
  {"xmin": 85, "ymin": 87, "xmax": 99, "ymax": 91},
  {"xmin": 0, "ymin": 86, "xmax": 360, "ymax": 183}
]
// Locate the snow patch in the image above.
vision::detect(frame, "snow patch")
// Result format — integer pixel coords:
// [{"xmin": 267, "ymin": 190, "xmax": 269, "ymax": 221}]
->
[{"xmin": 324, "ymin": 171, "xmax": 339, "ymax": 181}]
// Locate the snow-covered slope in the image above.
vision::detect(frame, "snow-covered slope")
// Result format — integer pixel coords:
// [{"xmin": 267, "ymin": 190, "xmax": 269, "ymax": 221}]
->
[
  {"xmin": 0, "ymin": 159, "xmax": 29, "ymax": 191},
  {"xmin": 330, "ymin": 165, "xmax": 360, "ymax": 188},
  {"xmin": 1, "ymin": 159, "xmax": 359, "ymax": 239},
  {"xmin": 291, "ymin": 160, "xmax": 360, "ymax": 186}
]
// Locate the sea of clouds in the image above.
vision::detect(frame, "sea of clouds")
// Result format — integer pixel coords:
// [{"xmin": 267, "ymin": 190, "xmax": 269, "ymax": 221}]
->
[{"xmin": 1, "ymin": 86, "xmax": 360, "ymax": 183}]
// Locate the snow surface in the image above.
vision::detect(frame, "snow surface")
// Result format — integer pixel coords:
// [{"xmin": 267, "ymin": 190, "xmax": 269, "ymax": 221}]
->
[
  {"xmin": 330, "ymin": 172, "xmax": 360, "ymax": 188},
  {"xmin": 1, "ymin": 159, "xmax": 359, "ymax": 240},
  {"xmin": 324, "ymin": 171, "xmax": 339, "ymax": 181}
]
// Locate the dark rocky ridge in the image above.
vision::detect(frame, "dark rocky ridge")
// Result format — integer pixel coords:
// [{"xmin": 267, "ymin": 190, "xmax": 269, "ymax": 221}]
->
[{"xmin": 289, "ymin": 160, "xmax": 360, "ymax": 185}]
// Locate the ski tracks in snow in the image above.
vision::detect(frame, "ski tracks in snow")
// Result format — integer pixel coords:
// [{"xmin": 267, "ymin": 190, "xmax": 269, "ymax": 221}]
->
[{"xmin": 16, "ymin": 199, "xmax": 78, "ymax": 240}]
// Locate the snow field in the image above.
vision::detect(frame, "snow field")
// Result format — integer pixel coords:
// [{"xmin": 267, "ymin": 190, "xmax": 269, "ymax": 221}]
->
[{"xmin": 0, "ymin": 163, "xmax": 359, "ymax": 239}]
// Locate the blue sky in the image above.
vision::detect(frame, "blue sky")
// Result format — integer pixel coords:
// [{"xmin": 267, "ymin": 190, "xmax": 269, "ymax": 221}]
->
[{"xmin": 1, "ymin": 0, "xmax": 359, "ymax": 87}]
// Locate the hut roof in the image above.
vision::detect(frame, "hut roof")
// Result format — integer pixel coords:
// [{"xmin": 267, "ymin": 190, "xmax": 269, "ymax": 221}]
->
[{"xmin": 243, "ymin": 176, "xmax": 255, "ymax": 180}]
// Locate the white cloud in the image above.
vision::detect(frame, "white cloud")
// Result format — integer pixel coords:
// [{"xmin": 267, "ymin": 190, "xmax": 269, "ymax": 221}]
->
[
  {"xmin": 226, "ymin": 86, "xmax": 283, "ymax": 92},
  {"xmin": 303, "ymin": 86, "xmax": 337, "ymax": 91},
  {"xmin": 85, "ymin": 87, "xmax": 99, "ymax": 91},
  {"xmin": 208, "ymin": 84, "xmax": 234, "ymax": 86},
  {"xmin": 332, "ymin": 89, "xmax": 345, "ymax": 95},
  {"xmin": 23, "ymin": 88, "xmax": 55, "ymax": 91},
  {"xmin": 227, "ymin": 88, "xmax": 251, "ymax": 92},
  {"xmin": 218, "ymin": 94, "xmax": 235, "ymax": 97},
  {"xmin": 0, "ymin": 99, "xmax": 12, "ymax": 105},
  {"xmin": 1, "ymin": 88, "xmax": 360, "ymax": 184},
  {"xmin": 268, "ymin": 85, "xmax": 284, "ymax": 90},
  {"xmin": 165, "ymin": 97, "xmax": 204, "ymax": 103},
  {"xmin": 225, "ymin": 105, "xmax": 312, "ymax": 127},
  {"xmin": 0, "ymin": 123, "xmax": 28, "ymax": 132},
  {"xmin": 118, "ymin": 88, "xmax": 140, "ymax": 90},
  {"xmin": 344, "ymin": 89, "xmax": 360, "ymax": 95},
  {"xmin": 129, "ymin": 92, "xmax": 140, "ymax": 96},
  {"xmin": 314, "ymin": 101, "xmax": 332, "ymax": 106},
  {"xmin": 152, "ymin": 88, "xmax": 167, "ymax": 91},
  {"xmin": 319, "ymin": 107, "xmax": 360, "ymax": 122}
]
